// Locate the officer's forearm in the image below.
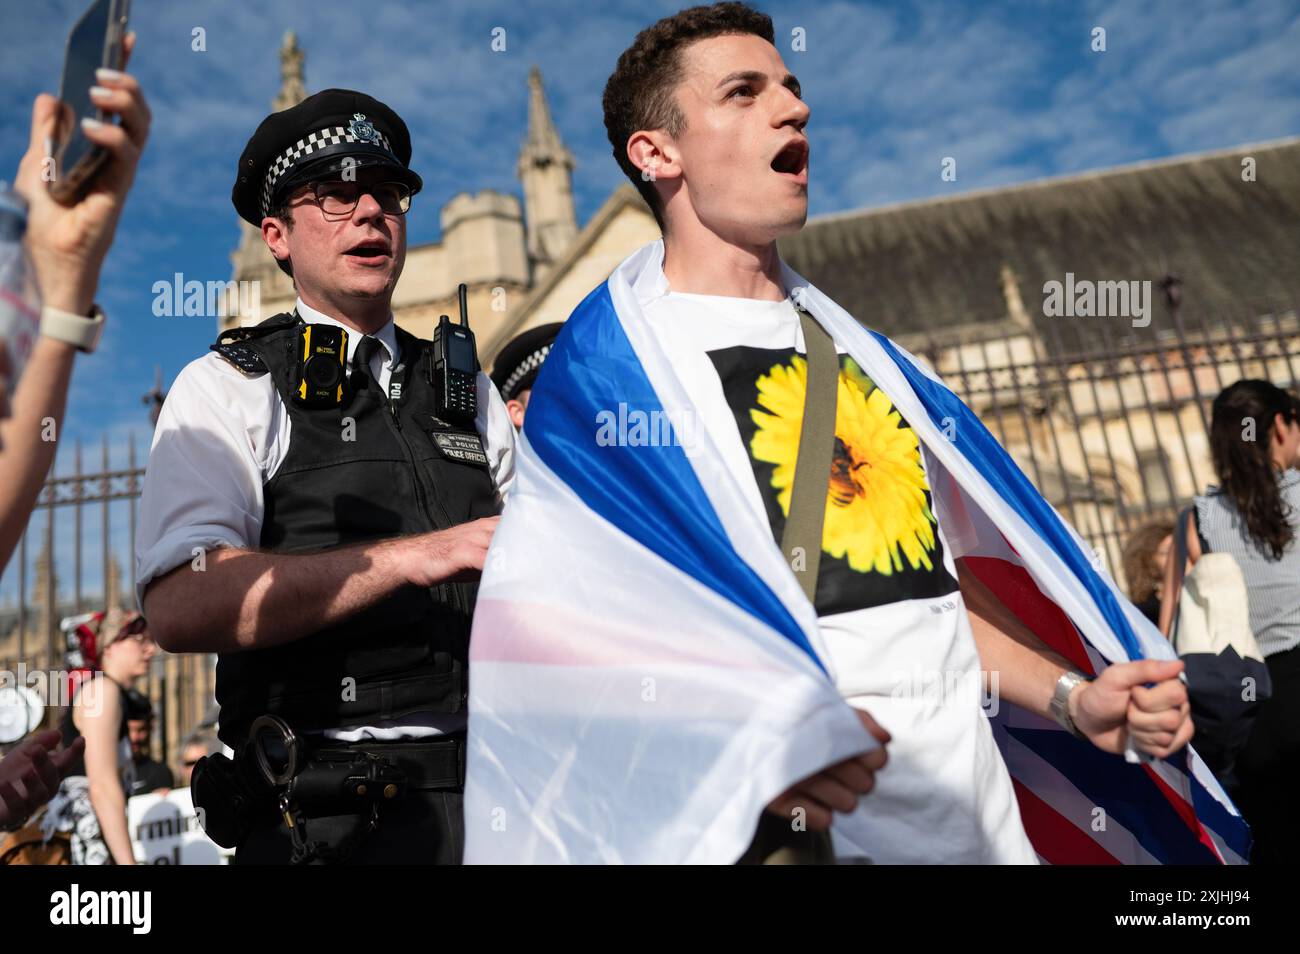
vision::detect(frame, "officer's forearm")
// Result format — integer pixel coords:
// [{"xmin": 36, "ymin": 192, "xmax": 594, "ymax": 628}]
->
[{"xmin": 144, "ymin": 536, "xmax": 419, "ymax": 654}]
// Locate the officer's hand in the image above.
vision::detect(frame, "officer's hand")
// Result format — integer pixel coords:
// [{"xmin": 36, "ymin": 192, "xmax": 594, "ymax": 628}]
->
[
  {"xmin": 763, "ymin": 708, "xmax": 890, "ymax": 832},
  {"xmin": 0, "ymin": 730, "xmax": 84, "ymax": 828},
  {"xmin": 14, "ymin": 32, "xmax": 149, "ymax": 316},
  {"xmin": 402, "ymin": 516, "xmax": 501, "ymax": 588}
]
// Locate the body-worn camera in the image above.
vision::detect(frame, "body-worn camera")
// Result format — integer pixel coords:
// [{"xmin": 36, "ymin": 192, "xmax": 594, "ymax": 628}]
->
[{"xmin": 294, "ymin": 323, "xmax": 348, "ymax": 408}]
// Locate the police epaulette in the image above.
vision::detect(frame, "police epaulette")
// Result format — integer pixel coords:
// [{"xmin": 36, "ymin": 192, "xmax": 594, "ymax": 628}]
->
[
  {"xmin": 209, "ymin": 340, "xmax": 267, "ymax": 374},
  {"xmin": 213, "ymin": 312, "xmax": 297, "ymax": 346},
  {"xmin": 209, "ymin": 313, "xmax": 298, "ymax": 373}
]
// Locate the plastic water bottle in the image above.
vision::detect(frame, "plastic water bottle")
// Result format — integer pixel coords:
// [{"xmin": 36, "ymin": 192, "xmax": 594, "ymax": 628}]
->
[{"xmin": 0, "ymin": 184, "xmax": 43, "ymax": 412}]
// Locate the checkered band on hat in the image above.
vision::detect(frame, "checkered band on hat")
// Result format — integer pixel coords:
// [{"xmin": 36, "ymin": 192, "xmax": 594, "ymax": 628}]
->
[
  {"xmin": 502, "ymin": 343, "xmax": 554, "ymax": 398},
  {"xmin": 260, "ymin": 123, "xmax": 395, "ymax": 217}
]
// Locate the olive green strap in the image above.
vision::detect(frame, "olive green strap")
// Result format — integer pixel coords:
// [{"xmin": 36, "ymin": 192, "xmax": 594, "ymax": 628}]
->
[{"xmin": 780, "ymin": 305, "xmax": 839, "ymax": 603}]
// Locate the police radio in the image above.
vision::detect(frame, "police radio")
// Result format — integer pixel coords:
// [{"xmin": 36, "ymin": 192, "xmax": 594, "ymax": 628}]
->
[
  {"xmin": 431, "ymin": 283, "xmax": 478, "ymax": 426},
  {"xmin": 294, "ymin": 323, "xmax": 348, "ymax": 408}
]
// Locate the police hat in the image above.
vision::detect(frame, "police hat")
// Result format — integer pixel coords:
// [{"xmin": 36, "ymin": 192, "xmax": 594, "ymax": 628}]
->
[
  {"xmin": 232, "ymin": 88, "xmax": 423, "ymax": 226},
  {"xmin": 490, "ymin": 323, "xmax": 564, "ymax": 401}
]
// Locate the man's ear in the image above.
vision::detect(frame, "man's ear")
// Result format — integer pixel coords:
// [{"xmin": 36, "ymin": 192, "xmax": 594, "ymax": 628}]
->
[
  {"xmin": 628, "ymin": 130, "xmax": 681, "ymax": 185},
  {"xmin": 261, "ymin": 216, "xmax": 291, "ymax": 265},
  {"xmin": 506, "ymin": 397, "xmax": 527, "ymax": 430}
]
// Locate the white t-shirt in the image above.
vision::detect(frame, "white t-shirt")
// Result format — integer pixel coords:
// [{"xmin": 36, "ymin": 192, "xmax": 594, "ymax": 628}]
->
[{"xmin": 643, "ymin": 288, "xmax": 1036, "ymax": 864}]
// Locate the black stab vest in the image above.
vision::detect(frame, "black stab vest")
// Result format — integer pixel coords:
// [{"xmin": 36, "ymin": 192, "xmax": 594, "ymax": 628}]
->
[{"xmin": 210, "ymin": 313, "xmax": 500, "ymax": 747}]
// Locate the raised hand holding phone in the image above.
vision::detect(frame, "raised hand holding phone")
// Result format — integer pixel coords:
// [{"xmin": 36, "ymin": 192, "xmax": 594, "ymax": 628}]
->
[
  {"xmin": 17, "ymin": 23, "xmax": 149, "ymax": 317},
  {"xmin": 49, "ymin": 0, "xmax": 131, "ymax": 203}
]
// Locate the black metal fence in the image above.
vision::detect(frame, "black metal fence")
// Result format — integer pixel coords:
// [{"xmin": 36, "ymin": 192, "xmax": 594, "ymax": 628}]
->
[
  {"xmin": 0, "ymin": 436, "xmax": 215, "ymax": 766},
  {"xmin": 903, "ymin": 298, "xmax": 1300, "ymax": 589}
]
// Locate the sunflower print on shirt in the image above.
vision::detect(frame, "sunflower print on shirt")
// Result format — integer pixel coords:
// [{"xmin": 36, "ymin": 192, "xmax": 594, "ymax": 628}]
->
[{"xmin": 708, "ymin": 345, "xmax": 958, "ymax": 617}]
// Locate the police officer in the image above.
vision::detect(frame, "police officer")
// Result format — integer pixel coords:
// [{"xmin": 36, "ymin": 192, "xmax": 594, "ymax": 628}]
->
[
  {"xmin": 135, "ymin": 89, "xmax": 516, "ymax": 864},
  {"xmin": 489, "ymin": 322, "xmax": 562, "ymax": 430}
]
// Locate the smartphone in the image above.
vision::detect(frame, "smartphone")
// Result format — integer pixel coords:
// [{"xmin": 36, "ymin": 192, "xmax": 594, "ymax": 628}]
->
[{"xmin": 48, "ymin": 0, "xmax": 130, "ymax": 203}]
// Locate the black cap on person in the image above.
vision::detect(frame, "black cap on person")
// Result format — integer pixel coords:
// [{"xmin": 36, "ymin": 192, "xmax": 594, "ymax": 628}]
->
[
  {"xmin": 231, "ymin": 88, "xmax": 423, "ymax": 226},
  {"xmin": 490, "ymin": 323, "xmax": 564, "ymax": 401}
]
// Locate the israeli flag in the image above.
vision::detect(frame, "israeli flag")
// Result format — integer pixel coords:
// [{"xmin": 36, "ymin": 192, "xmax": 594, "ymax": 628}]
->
[{"xmin": 464, "ymin": 240, "xmax": 1248, "ymax": 865}]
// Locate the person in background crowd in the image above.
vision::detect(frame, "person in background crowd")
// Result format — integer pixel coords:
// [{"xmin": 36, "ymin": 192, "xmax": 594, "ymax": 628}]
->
[
  {"xmin": 44, "ymin": 609, "xmax": 157, "ymax": 864},
  {"xmin": 1159, "ymin": 379, "xmax": 1300, "ymax": 864},
  {"xmin": 1122, "ymin": 520, "xmax": 1174, "ymax": 627},
  {"xmin": 489, "ymin": 322, "xmax": 563, "ymax": 430},
  {"xmin": 125, "ymin": 694, "xmax": 174, "ymax": 796},
  {"xmin": 177, "ymin": 732, "xmax": 220, "ymax": 789},
  {"xmin": 0, "ymin": 34, "xmax": 148, "ymax": 573}
]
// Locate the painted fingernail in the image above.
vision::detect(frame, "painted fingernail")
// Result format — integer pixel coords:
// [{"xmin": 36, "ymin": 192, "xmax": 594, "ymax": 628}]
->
[
  {"xmin": 81, "ymin": 117, "xmax": 104, "ymax": 131},
  {"xmin": 95, "ymin": 67, "xmax": 126, "ymax": 83},
  {"xmin": 89, "ymin": 85, "xmax": 112, "ymax": 100}
]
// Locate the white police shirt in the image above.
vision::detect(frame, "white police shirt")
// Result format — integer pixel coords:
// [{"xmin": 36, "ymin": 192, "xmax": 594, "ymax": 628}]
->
[{"xmin": 134, "ymin": 298, "xmax": 517, "ymax": 740}]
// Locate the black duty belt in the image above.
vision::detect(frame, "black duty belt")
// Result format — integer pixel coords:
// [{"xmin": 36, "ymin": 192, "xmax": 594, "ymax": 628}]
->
[
  {"xmin": 301, "ymin": 733, "xmax": 466, "ymax": 793},
  {"xmin": 252, "ymin": 717, "xmax": 467, "ymax": 864},
  {"xmin": 192, "ymin": 718, "xmax": 467, "ymax": 864}
]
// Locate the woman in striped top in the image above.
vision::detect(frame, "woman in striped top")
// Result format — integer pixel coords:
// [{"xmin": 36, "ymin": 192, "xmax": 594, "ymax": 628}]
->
[{"xmin": 1160, "ymin": 379, "xmax": 1300, "ymax": 864}]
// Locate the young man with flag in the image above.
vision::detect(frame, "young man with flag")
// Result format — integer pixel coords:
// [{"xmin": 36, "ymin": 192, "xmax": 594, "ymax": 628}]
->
[{"xmin": 463, "ymin": 2, "xmax": 1247, "ymax": 864}]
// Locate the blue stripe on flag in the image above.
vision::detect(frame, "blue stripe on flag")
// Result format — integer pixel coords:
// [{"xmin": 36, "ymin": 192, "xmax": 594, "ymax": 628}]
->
[
  {"xmin": 524, "ymin": 282, "xmax": 826, "ymax": 671},
  {"xmin": 1008, "ymin": 726, "xmax": 1222, "ymax": 864},
  {"xmin": 1178, "ymin": 751, "xmax": 1252, "ymax": 860},
  {"xmin": 870, "ymin": 331, "xmax": 1145, "ymax": 662}
]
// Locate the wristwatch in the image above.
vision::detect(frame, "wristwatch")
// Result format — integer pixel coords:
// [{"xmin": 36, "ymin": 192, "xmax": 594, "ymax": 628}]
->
[
  {"xmin": 39, "ymin": 304, "xmax": 106, "ymax": 353},
  {"xmin": 1050, "ymin": 670, "xmax": 1090, "ymax": 739}
]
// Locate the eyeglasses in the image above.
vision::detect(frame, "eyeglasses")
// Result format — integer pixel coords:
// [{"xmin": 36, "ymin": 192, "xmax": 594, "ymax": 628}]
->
[
  {"xmin": 122, "ymin": 628, "xmax": 156, "ymax": 647},
  {"xmin": 309, "ymin": 180, "xmax": 412, "ymax": 216}
]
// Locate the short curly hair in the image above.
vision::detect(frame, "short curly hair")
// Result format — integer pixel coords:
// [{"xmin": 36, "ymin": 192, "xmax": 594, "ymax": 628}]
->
[{"xmin": 602, "ymin": 2, "xmax": 775, "ymax": 230}]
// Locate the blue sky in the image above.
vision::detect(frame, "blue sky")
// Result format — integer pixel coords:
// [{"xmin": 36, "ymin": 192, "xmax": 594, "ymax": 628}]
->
[{"xmin": 2, "ymin": 0, "xmax": 1298, "ymax": 605}]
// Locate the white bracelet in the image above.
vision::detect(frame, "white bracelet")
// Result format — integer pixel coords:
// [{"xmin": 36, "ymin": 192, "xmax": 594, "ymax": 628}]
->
[
  {"xmin": 1050, "ymin": 670, "xmax": 1090, "ymax": 739},
  {"xmin": 39, "ymin": 304, "xmax": 106, "ymax": 353}
]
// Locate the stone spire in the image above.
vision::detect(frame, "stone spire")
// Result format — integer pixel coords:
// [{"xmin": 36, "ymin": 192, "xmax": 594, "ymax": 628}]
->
[
  {"xmin": 273, "ymin": 31, "xmax": 308, "ymax": 111},
  {"xmin": 1000, "ymin": 263, "xmax": 1031, "ymax": 331},
  {"xmin": 516, "ymin": 66, "xmax": 577, "ymax": 281},
  {"xmin": 226, "ymin": 32, "xmax": 307, "ymax": 334}
]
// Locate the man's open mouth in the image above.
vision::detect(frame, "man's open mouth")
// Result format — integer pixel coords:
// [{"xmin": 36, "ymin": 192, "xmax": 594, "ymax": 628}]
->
[
  {"xmin": 771, "ymin": 137, "xmax": 809, "ymax": 181},
  {"xmin": 344, "ymin": 240, "xmax": 391, "ymax": 258}
]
